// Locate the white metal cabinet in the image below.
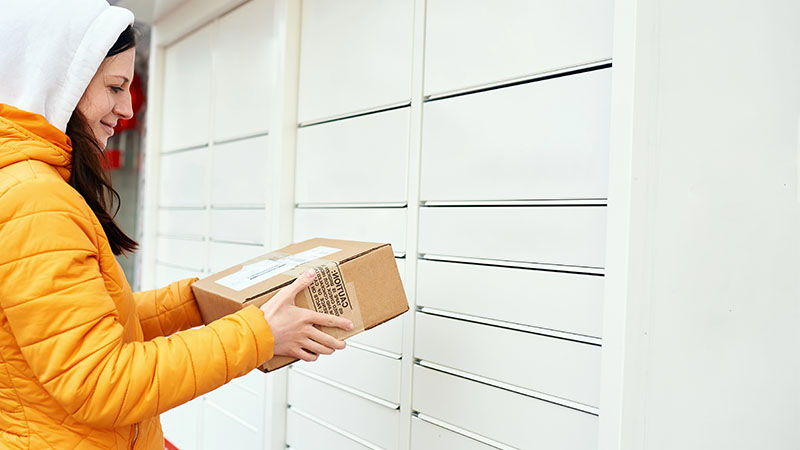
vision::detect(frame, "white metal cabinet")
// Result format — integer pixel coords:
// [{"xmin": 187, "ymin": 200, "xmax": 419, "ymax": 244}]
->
[
  {"xmin": 410, "ymin": 417, "xmax": 493, "ymax": 450},
  {"xmin": 208, "ymin": 241, "xmax": 266, "ymax": 273},
  {"xmin": 162, "ymin": 24, "xmax": 213, "ymax": 151},
  {"xmin": 157, "ymin": 237, "xmax": 205, "ymax": 271},
  {"xmin": 294, "ymin": 208, "xmax": 407, "ymax": 254},
  {"xmin": 349, "ymin": 313, "xmax": 405, "ymax": 356},
  {"xmin": 295, "ymin": 108, "xmax": 409, "ymax": 204},
  {"xmin": 155, "ymin": 263, "xmax": 200, "ymax": 287},
  {"xmin": 421, "ymin": 69, "xmax": 611, "ymax": 201},
  {"xmin": 288, "ymin": 370, "xmax": 399, "ymax": 449},
  {"xmin": 202, "ymin": 402, "xmax": 261, "ymax": 449},
  {"xmin": 204, "ymin": 381, "xmax": 264, "ymax": 431},
  {"xmin": 293, "ymin": 346, "xmax": 401, "ymax": 404},
  {"xmin": 297, "ymin": 0, "xmax": 413, "ymax": 121},
  {"xmin": 210, "ymin": 135, "xmax": 270, "ymax": 207},
  {"xmin": 416, "ymin": 259, "xmax": 603, "ymax": 337},
  {"xmin": 210, "ymin": 209, "xmax": 267, "ymax": 245},
  {"xmin": 418, "ymin": 206, "xmax": 607, "ymax": 268},
  {"xmin": 158, "ymin": 208, "xmax": 206, "ymax": 238},
  {"xmin": 159, "ymin": 149, "xmax": 206, "ymax": 207},
  {"xmin": 424, "ymin": 0, "xmax": 613, "ymax": 94},
  {"xmin": 213, "ymin": 0, "xmax": 274, "ymax": 142},
  {"xmin": 412, "ymin": 365, "xmax": 598, "ymax": 450},
  {"xmin": 160, "ymin": 397, "xmax": 202, "ymax": 450},
  {"xmin": 415, "ymin": 312, "xmax": 601, "ymax": 407},
  {"xmin": 287, "ymin": 409, "xmax": 370, "ymax": 450}
]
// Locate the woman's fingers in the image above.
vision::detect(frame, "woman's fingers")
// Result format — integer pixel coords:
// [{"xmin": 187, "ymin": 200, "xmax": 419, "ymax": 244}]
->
[
  {"xmin": 308, "ymin": 327, "xmax": 346, "ymax": 350},
  {"xmin": 304, "ymin": 309, "xmax": 353, "ymax": 331},
  {"xmin": 302, "ymin": 338, "xmax": 335, "ymax": 356},
  {"xmin": 294, "ymin": 347, "xmax": 318, "ymax": 362}
]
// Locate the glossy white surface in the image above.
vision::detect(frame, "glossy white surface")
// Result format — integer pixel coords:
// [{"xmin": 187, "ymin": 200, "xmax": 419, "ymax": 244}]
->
[
  {"xmin": 210, "ymin": 135, "xmax": 270, "ymax": 206},
  {"xmin": 294, "ymin": 208, "xmax": 407, "ymax": 254},
  {"xmin": 159, "ymin": 148, "xmax": 207, "ymax": 208}
]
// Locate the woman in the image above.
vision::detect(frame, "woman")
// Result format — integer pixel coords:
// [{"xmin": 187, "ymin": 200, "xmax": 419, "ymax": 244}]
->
[{"xmin": 0, "ymin": 1, "xmax": 351, "ymax": 448}]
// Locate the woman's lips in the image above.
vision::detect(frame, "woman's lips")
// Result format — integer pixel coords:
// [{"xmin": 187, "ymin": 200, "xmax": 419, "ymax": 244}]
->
[{"xmin": 101, "ymin": 122, "xmax": 115, "ymax": 137}]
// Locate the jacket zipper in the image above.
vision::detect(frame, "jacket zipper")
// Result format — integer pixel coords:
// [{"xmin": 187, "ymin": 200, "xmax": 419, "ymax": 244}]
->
[{"xmin": 130, "ymin": 423, "xmax": 139, "ymax": 449}]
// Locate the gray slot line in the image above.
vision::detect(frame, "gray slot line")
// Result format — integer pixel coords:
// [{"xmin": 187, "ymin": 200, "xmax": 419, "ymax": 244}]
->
[
  {"xmin": 287, "ymin": 405, "xmax": 383, "ymax": 450},
  {"xmin": 421, "ymin": 198, "xmax": 607, "ymax": 207},
  {"xmin": 415, "ymin": 360, "xmax": 599, "ymax": 416},
  {"xmin": 418, "ymin": 254, "xmax": 605, "ymax": 276}
]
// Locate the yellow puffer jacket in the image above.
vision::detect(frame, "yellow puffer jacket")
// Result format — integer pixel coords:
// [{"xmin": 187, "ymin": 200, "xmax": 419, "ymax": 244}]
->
[{"xmin": 0, "ymin": 104, "xmax": 274, "ymax": 449}]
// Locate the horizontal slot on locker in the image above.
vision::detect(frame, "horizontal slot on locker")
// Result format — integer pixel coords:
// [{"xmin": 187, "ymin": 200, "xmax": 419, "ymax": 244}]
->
[
  {"xmin": 156, "ymin": 233, "xmax": 206, "ymax": 242},
  {"xmin": 425, "ymin": 60, "xmax": 612, "ymax": 102},
  {"xmin": 211, "ymin": 131, "xmax": 269, "ymax": 146},
  {"xmin": 158, "ymin": 205, "xmax": 206, "ymax": 211},
  {"xmin": 155, "ymin": 260, "xmax": 200, "ymax": 273},
  {"xmin": 421, "ymin": 199, "xmax": 607, "ymax": 207},
  {"xmin": 207, "ymin": 238, "xmax": 263, "ymax": 247},
  {"xmin": 289, "ymin": 367, "xmax": 400, "ymax": 410},
  {"xmin": 346, "ymin": 341, "xmax": 402, "ymax": 360},
  {"xmin": 416, "ymin": 306, "xmax": 601, "ymax": 346},
  {"xmin": 413, "ymin": 360, "xmax": 598, "ymax": 416},
  {"xmin": 296, "ymin": 202, "xmax": 408, "ymax": 209},
  {"xmin": 287, "ymin": 406, "xmax": 382, "ymax": 450},
  {"xmin": 419, "ymin": 254, "xmax": 604, "ymax": 276},
  {"xmin": 412, "ymin": 412, "xmax": 513, "ymax": 450},
  {"xmin": 161, "ymin": 143, "xmax": 208, "ymax": 155},
  {"xmin": 203, "ymin": 399, "xmax": 259, "ymax": 433},
  {"xmin": 298, "ymin": 101, "xmax": 411, "ymax": 128},
  {"xmin": 209, "ymin": 204, "xmax": 266, "ymax": 210}
]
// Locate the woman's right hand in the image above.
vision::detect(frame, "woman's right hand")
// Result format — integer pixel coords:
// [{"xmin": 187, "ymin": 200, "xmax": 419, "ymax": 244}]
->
[{"xmin": 260, "ymin": 269, "xmax": 353, "ymax": 362}]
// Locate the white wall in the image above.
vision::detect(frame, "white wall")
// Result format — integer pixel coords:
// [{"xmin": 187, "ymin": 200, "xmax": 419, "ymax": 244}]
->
[{"xmin": 602, "ymin": 1, "xmax": 800, "ymax": 449}]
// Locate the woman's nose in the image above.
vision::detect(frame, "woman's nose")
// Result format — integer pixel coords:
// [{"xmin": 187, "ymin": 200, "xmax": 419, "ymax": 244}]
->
[{"xmin": 114, "ymin": 93, "xmax": 134, "ymax": 120}]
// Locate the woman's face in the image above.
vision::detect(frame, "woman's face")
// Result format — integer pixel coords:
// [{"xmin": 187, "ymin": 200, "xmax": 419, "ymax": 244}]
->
[{"xmin": 76, "ymin": 47, "xmax": 135, "ymax": 148}]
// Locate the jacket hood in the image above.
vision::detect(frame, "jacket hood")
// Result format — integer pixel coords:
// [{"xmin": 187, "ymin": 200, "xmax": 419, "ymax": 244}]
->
[
  {"xmin": 0, "ymin": 104, "xmax": 72, "ymax": 180},
  {"xmin": 0, "ymin": 0, "xmax": 134, "ymax": 133}
]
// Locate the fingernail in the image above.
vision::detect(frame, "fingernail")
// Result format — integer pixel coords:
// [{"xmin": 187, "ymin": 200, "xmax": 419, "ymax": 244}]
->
[
  {"xmin": 306, "ymin": 269, "xmax": 316, "ymax": 278},
  {"xmin": 347, "ymin": 321, "xmax": 354, "ymax": 330}
]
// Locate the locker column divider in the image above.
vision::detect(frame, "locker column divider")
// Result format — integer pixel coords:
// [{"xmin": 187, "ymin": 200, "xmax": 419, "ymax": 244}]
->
[
  {"xmin": 266, "ymin": 1, "xmax": 302, "ymax": 449},
  {"xmin": 398, "ymin": 0, "xmax": 427, "ymax": 448},
  {"xmin": 140, "ymin": 28, "xmax": 166, "ymax": 290}
]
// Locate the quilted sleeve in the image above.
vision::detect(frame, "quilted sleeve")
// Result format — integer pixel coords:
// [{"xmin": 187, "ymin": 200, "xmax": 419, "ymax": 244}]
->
[
  {"xmin": 0, "ymin": 179, "xmax": 274, "ymax": 428},
  {"xmin": 134, "ymin": 278, "xmax": 204, "ymax": 340}
]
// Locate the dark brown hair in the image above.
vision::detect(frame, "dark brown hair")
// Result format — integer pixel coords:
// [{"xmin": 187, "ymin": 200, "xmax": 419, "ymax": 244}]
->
[{"xmin": 66, "ymin": 25, "xmax": 137, "ymax": 255}]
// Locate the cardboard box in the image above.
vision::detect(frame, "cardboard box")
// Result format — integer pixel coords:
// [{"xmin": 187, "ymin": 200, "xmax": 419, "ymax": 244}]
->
[{"xmin": 191, "ymin": 238, "xmax": 408, "ymax": 371}]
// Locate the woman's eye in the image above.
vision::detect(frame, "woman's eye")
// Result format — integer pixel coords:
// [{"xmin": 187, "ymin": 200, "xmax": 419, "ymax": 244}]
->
[{"xmin": 110, "ymin": 86, "xmax": 123, "ymax": 93}]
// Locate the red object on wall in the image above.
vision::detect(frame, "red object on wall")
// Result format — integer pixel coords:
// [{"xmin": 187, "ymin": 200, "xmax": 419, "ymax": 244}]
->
[
  {"xmin": 164, "ymin": 438, "xmax": 179, "ymax": 450},
  {"xmin": 102, "ymin": 148, "xmax": 122, "ymax": 170},
  {"xmin": 113, "ymin": 73, "xmax": 145, "ymax": 133}
]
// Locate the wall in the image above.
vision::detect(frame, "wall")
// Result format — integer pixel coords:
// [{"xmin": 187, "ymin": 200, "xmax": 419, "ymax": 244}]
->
[{"xmin": 601, "ymin": 1, "xmax": 800, "ymax": 449}]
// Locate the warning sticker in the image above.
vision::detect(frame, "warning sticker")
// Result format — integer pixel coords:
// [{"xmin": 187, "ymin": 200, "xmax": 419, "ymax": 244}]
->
[{"xmin": 307, "ymin": 262, "xmax": 352, "ymax": 316}]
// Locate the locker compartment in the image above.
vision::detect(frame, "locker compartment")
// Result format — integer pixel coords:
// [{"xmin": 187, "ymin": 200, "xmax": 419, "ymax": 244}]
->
[
  {"xmin": 421, "ymin": 69, "xmax": 611, "ymax": 201},
  {"xmin": 416, "ymin": 259, "xmax": 603, "ymax": 338},
  {"xmin": 413, "ymin": 365, "xmax": 597, "ymax": 450},
  {"xmin": 424, "ymin": 0, "xmax": 613, "ymax": 94},
  {"xmin": 418, "ymin": 206, "xmax": 606, "ymax": 268},
  {"xmin": 159, "ymin": 148, "xmax": 206, "ymax": 207},
  {"xmin": 294, "ymin": 208, "xmax": 407, "ymax": 254},
  {"xmin": 294, "ymin": 345, "xmax": 401, "ymax": 404},
  {"xmin": 210, "ymin": 208, "xmax": 267, "ymax": 245},
  {"xmin": 288, "ymin": 370, "xmax": 399, "ymax": 450},
  {"xmin": 158, "ymin": 208, "xmax": 206, "ymax": 238},
  {"xmin": 155, "ymin": 263, "xmax": 200, "ymax": 288},
  {"xmin": 202, "ymin": 402, "xmax": 261, "ymax": 449},
  {"xmin": 287, "ymin": 409, "xmax": 370, "ymax": 450},
  {"xmin": 297, "ymin": 0, "xmax": 412, "ymax": 122},
  {"xmin": 411, "ymin": 417, "xmax": 494, "ymax": 450},
  {"xmin": 234, "ymin": 367, "xmax": 266, "ymax": 397},
  {"xmin": 210, "ymin": 135, "xmax": 270, "ymax": 206},
  {"xmin": 208, "ymin": 241, "xmax": 266, "ymax": 273},
  {"xmin": 204, "ymin": 381, "xmax": 264, "ymax": 430},
  {"xmin": 157, "ymin": 237, "xmax": 205, "ymax": 271},
  {"xmin": 162, "ymin": 24, "xmax": 212, "ymax": 151},
  {"xmin": 213, "ymin": 0, "xmax": 274, "ymax": 142},
  {"xmin": 160, "ymin": 397, "xmax": 201, "ymax": 450},
  {"xmin": 296, "ymin": 108, "xmax": 409, "ymax": 204},
  {"xmin": 415, "ymin": 312, "xmax": 601, "ymax": 407},
  {"xmin": 348, "ymin": 313, "xmax": 405, "ymax": 356}
]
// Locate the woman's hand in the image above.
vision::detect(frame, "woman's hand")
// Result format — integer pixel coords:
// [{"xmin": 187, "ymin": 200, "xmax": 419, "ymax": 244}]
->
[{"xmin": 260, "ymin": 269, "xmax": 353, "ymax": 362}]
